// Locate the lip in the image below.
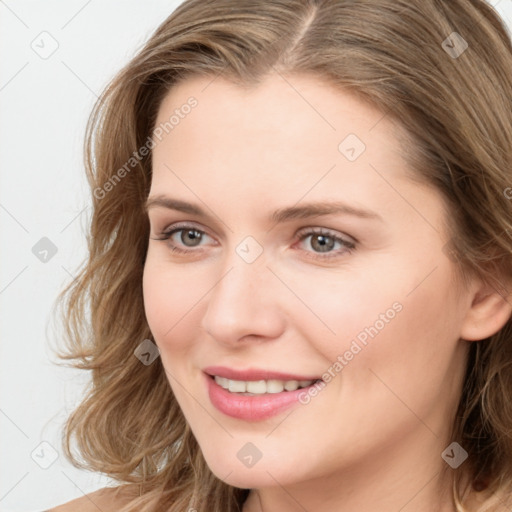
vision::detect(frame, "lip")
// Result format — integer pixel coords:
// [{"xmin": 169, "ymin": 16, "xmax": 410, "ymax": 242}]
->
[
  {"xmin": 203, "ymin": 365, "xmax": 321, "ymax": 382},
  {"xmin": 203, "ymin": 367, "xmax": 323, "ymax": 421}
]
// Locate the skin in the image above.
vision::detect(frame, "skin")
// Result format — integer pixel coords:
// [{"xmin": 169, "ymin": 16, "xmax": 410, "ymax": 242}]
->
[{"xmin": 139, "ymin": 73, "xmax": 512, "ymax": 512}]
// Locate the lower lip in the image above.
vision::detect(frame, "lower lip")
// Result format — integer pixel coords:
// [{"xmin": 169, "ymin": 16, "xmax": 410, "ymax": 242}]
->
[{"xmin": 205, "ymin": 373, "xmax": 320, "ymax": 421}]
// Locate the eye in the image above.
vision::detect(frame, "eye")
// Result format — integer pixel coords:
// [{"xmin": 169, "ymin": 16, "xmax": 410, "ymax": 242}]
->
[
  {"xmin": 306, "ymin": 233, "xmax": 336, "ymax": 253},
  {"xmin": 295, "ymin": 227, "xmax": 356, "ymax": 259},
  {"xmin": 151, "ymin": 223, "xmax": 356, "ymax": 260},
  {"xmin": 152, "ymin": 223, "xmax": 215, "ymax": 253},
  {"xmin": 172, "ymin": 228, "xmax": 204, "ymax": 247}
]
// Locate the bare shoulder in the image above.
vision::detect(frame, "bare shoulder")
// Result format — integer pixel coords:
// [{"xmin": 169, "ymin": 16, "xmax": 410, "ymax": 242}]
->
[{"xmin": 48, "ymin": 485, "xmax": 136, "ymax": 511}]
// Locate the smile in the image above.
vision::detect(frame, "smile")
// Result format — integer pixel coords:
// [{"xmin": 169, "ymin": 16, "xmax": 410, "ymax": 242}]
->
[
  {"xmin": 203, "ymin": 367, "xmax": 323, "ymax": 421},
  {"xmin": 213, "ymin": 376, "xmax": 316, "ymax": 395}
]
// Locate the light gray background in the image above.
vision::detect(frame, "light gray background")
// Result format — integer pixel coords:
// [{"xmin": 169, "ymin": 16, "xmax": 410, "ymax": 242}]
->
[{"xmin": 1, "ymin": 1, "xmax": 511, "ymax": 511}]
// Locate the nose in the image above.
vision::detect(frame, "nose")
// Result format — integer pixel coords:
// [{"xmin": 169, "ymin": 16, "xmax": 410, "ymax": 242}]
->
[{"xmin": 200, "ymin": 254, "xmax": 286, "ymax": 346}]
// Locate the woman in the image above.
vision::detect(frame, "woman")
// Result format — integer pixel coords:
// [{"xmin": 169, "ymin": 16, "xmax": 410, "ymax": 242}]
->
[{"xmin": 50, "ymin": 0, "xmax": 512, "ymax": 510}]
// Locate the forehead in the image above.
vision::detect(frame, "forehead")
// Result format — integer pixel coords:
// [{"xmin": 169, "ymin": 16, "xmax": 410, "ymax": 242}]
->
[
  {"xmin": 149, "ymin": 73, "xmax": 434, "ymax": 227},
  {"xmin": 154, "ymin": 73, "xmax": 395, "ymax": 145}
]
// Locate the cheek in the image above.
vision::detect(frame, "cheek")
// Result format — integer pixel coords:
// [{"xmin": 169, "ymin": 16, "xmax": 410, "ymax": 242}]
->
[
  {"xmin": 290, "ymin": 255, "xmax": 463, "ymax": 390},
  {"xmin": 142, "ymin": 258, "xmax": 208, "ymax": 409},
  {"xmin": 329, "ymin": 263, "xmax": 466, "ymax": 419},
  {"xmin": 275, "ymin": 261, "xmax": 406, "ymax": 363},
  {"xmin": 142, "ymin": 256, "xmax": 204, "ymax": 350}
]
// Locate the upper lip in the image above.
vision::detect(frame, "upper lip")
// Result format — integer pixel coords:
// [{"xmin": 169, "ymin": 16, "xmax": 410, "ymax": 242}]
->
[{"xmin": 204, "ymin": 365, "xmax": 322, "ymax": 382}]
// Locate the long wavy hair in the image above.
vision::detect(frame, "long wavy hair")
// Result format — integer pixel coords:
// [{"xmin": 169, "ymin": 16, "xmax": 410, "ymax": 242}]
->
[{"xmin": 52, "ymin": 0, "xmax": 512, "ymax": 510}]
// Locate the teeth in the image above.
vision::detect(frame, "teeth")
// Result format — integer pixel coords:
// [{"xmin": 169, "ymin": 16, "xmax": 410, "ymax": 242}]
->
[
  {"xmin": 214, "ymin": 376, "xmax": 315, "ymax": 394},
  {"xmin": 267, "ymin": 380, "xmax": 284, "ymax": 393},
  {"xmin": 228, "ymin": 380, "xmax": 246, "ymax": 393},
  {"xmin": 246, "ymin": 380, "xmax": 267, "ymax": 393},
  {"xmin": 284, "ymin": 380, "xmax": 299, "ymax": 391}
]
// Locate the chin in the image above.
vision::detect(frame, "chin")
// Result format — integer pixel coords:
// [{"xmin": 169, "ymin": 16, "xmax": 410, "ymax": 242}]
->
[
  {"xmin": 199, "ymin": 444, "xmax": 304, "ymax": 489},
  {"xmin": 208, "ymin": 461, "xmax": 284, "ymax": 489}
]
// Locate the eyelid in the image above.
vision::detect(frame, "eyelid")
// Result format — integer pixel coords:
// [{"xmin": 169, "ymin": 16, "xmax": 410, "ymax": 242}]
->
[
  {"xmin": 159, "ymin": 221, "xmax": 217, "ymax": 241},
  {"xmin": 295, "ymin": 225, "xmax": 357, "ymax": 245}
]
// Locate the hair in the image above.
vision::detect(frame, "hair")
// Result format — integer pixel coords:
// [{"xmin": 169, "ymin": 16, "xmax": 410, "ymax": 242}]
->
[{"xmin": 52, "ymin": 0, "xmax": 512, "ymax": 510}]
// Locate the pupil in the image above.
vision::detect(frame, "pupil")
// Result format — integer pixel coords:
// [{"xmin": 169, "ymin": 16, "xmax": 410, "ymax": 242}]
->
[
  {"xmin": 312, "ymin": 234, "xmax": 334, "ymax": 253},
  {"xmin": 182, "ymin": 229, "xmax": 202, "ymax": 246}
]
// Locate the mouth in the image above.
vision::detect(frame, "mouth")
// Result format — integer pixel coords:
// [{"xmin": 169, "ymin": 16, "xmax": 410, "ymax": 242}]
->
[
  {"xmin": 211, "ymin": 375, "xmax": 319, "ymax": 395},
  {"xmin": 203, "ymin": 365, "xmax": 322, "ymax": 383},
  {"xmin": 203, "ymin": 366, "xmax": 324, "ymax": 421}
]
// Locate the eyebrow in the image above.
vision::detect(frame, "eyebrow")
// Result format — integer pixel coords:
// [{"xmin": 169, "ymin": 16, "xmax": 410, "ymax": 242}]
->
[{"xmin": 144, "ymin": 195, "xmax": 383, "ymax": 223}]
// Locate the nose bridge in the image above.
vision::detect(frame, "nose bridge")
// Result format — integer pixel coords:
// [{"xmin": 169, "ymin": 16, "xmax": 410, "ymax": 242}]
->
[
  {"xmin": 200, "ymin": 244, "xmax": 285, "ymax": 343},
  {"xmin": 218, "ymin": 261, "xmax": 262, "ymax": 307}
]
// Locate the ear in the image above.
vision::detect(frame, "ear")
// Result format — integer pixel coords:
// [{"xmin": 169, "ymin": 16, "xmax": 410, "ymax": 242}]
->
[{"xmin": 460, "ymin": 277, "xmax": 512, "ymax": 341}]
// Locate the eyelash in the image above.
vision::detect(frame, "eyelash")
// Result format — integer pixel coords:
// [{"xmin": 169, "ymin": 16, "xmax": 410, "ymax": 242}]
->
[{"xmin": 152, "ymin": 223, "xmax": 356, "ymax": 261}]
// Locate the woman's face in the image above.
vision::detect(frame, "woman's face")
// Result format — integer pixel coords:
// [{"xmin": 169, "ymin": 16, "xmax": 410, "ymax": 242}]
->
[{"xmin": 143, "ymin": 73, "xmax": 474, "ymax": 492}]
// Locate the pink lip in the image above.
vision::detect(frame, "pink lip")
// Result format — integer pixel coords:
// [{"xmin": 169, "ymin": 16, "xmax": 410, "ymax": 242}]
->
[
  {"xmin": 203, "ymin": 365, "xmax": 321, "ymax": 382},
  {"xmin": 203, "ymin": 367, "xmax": 322, "ymax": 421}
]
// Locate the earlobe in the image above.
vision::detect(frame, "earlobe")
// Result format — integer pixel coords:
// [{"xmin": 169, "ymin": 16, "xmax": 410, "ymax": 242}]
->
[{"xmin": 460, "ymin": 279, "xmax": 512, "ymax": 342}]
